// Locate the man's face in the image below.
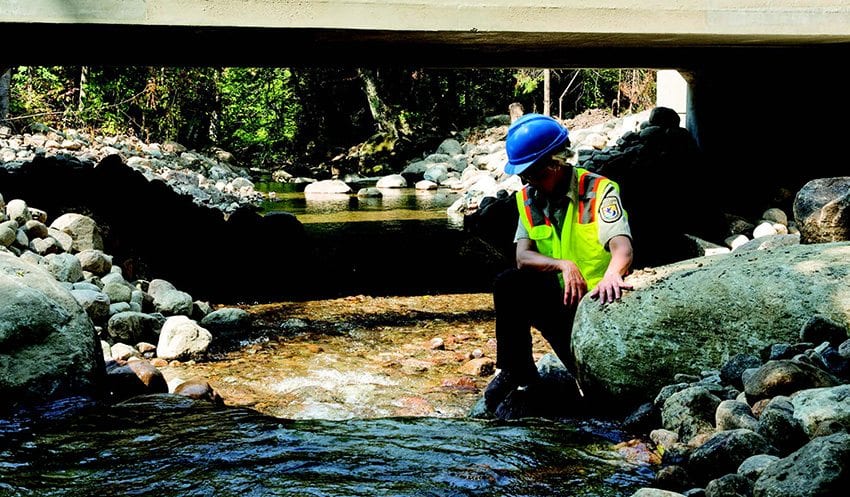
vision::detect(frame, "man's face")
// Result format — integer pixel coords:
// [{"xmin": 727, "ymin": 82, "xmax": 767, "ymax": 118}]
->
[
  {"xmin": 519, "ymin": 153, "xmax": 568, "ymax": 193},
  {"xmin": 518, "ymin": 162, "xmax": 548, "ymax": 184}
]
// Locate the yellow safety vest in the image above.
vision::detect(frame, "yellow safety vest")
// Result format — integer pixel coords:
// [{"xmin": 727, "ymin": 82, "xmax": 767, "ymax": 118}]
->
[{"xmin": 515, "ymin": 167, "xmax": 621, "ymax": 290}]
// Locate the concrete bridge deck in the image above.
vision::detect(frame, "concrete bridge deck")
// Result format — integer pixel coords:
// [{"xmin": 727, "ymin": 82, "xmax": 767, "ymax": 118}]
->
[{"xmin": 2, "ymin": 1, "xmax": 849, "ymax": 67}]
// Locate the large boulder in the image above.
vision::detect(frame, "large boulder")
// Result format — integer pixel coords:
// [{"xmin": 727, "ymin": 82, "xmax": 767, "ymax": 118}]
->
[
  {"xmin": 793, "ymin": 176, "xmax": 850, "ymax": 244},
  {"xmin": 572, "ymin": 241, "xmax": 850, "ymax": 409},
  {"xmin": 0, "ymin": 252, "xmax": 104, "ymax": 404}
]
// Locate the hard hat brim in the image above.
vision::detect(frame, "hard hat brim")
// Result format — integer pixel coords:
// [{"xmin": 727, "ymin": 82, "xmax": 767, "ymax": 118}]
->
[{"xmin": 504, "ymin": 132, "xmax": 569, "ymax": 176}]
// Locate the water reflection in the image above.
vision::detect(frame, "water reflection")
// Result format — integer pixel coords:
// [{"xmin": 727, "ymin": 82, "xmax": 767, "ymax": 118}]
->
[
  {"xmin": 0, "ymin": 395, "xmax": 653, "ymax": 497},
  {"xmin": 255, "ymin": 181, "xmax": 489, "ymax": 297},
  {"xmin": 257, "ymin": 181, "xmax": 463, "ymax": 228}
]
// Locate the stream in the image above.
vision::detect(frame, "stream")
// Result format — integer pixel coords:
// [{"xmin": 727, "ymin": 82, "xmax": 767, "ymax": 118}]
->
[
  {"xmin": 0, "ymin": 395, "xmax": 653, "ymax": 497},
  {"xmin": 0, "ymin": 184, "xmax": 657, "ymax": 496}
]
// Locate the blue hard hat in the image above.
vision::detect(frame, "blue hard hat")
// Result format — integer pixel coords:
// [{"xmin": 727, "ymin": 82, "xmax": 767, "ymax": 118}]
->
[{"xmin": 504, "ymin": 113, "xmax": 570, "ymax": 175}]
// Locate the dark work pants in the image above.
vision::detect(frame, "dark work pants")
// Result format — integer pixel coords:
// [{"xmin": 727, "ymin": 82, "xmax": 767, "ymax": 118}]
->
[{"xmin": 493, "ymin": 268, "xmax": 576, "ymax": 380}]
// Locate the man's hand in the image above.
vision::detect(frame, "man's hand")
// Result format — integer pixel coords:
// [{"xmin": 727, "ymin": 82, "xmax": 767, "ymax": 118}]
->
[
  {"xmin": 589, "ymin": 271, "xmax": 633, "ymax": 304},
  {"xmin": 560, "ymin": 260, "xmax": 587, "ymax": 307},
  {"xmin": 589, "ymin": 235, "xmax": 634, "ymax": 305}
]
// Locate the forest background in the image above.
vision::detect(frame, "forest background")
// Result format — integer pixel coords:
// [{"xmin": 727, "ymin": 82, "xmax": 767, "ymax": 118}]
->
[{"xmin": 0, "ymin": 67, "xmax": 655, "ymax": 176}]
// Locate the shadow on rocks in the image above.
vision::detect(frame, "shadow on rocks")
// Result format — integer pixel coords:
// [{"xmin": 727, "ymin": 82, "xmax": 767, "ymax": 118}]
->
[{"xmin": 0, "ymin": 155, "xmax": 310, "ymax": 302}]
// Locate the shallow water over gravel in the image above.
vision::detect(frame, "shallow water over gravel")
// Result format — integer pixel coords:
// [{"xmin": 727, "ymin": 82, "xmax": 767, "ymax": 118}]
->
[
  {"xmin": 162, "ymin": 293, "xmax": 504, "ymax": 419},
  {"xmin": 0, "ymin": 294, "xmax": 657, "ymax": 497},
  {"xmin": 0, "ymin": 182, "xmax": 658, "ymax": 496}
]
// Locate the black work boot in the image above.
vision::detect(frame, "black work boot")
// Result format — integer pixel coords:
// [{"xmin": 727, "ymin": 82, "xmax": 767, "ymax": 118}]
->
[
  {"xmin": 483, "ymin": 369, "xmax": 539, "ymax": 413},
  {"xmin": 493, "ymin": 383, "xmax": 542, "ymax": 420}
]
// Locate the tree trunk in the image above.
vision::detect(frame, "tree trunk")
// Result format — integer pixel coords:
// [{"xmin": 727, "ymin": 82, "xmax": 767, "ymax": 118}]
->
[
  {"xmin": 0, "ymin": 69, "xmax": 10, "ymax": 123},
  {"xmin": 78, "ymin": 66, "xmax": 88, "ymax": 111},
  {"xmin": 356, "ymin": 68, "xmax": 397, "ymax": 137},
  {"xmin": 209, "ymin": 67, "xmax": 221, "ymax": 143},
  {"xmin": 543, "ymin": 68, "xmax": 551, "ymax": 116},
  {"xmin": 558, "ymin": 70, "xmax": 580, "ymax": 120},
  {"xmin": 613, "ymin": 68, "xmax": 621, "ymax": 116}
]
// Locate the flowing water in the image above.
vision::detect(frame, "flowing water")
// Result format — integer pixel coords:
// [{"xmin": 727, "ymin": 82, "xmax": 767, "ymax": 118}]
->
[
  {"xmin": 0, "ymin": 183, "xmax": 657, "ymax": 496},
  {"xmin": 0, "ymin": 396, "xmax": 653, "ymax": 497}
]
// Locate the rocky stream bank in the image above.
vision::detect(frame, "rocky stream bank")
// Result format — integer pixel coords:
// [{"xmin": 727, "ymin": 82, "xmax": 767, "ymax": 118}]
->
[{"xmin": 3, "ymin": 108, "xmax": 850, "ymax": 497}]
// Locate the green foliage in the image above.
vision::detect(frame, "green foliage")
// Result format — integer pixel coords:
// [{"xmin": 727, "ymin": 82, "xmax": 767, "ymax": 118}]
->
[
  {"xmin": 506, "ymin": 68, "xmax": 656, "ymax": 118},
  {"xmin": 513, "ymin": 70, "xmax": 541, "ymax": 96},
  {"xmin": 342, "ymin": 67, "xmax": 518, "ymax": 174},
  {"xmin": 9, "ymin": 66, "xmax": 221, "ymax": 144},
  {"xmin": 381, "ymin": 67, "xmax": 516, "ymax": 136},
  {"xmin": 217, "ymin": 67, "xmax": 300, "ymax": 167},
  {"xmin": 9, "ymin": 66, "xmax": 79, "ymax": 128},
  {"xmin": 5, "ymin": 65, "xmax": 656, "ymax": 173},
  {"xmin": 575, "ymin": 69, "xmax": 615, "ymax": 109},
  {"xmin": 78, "ymin": 66, "xmax": 152, "ymax": 137},
  {"xmin": 156, "ymin": 67, "xmax": 218, "ymax": 145},
  {"xmin": 397, "ymin": 109, "xmax": 419, "ymax": 135}
]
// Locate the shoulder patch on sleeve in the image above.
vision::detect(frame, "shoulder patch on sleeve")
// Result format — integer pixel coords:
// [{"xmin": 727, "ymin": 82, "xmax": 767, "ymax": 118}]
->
[{"xmin": 599, "ymin": 195, "xmax": 623, "ymax": 223}]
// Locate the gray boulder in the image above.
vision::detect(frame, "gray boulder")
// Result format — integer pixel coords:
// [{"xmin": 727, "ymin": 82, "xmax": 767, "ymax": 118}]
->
[
  {"xmin": 49, "ymin": 213, "xmax": 104, "ymax": 252},
  {"xmin": 661, "ymin": 385, "xmax": 722, "ymax": 441},
  {"xmin": 375, "ymin": 174, "xmax": 407, "ymax": 188},
  {"xmin": 147, "ymin": 278, "xmax": 193, "ymax": 316},
  {"xmin": 43, "ymin": 252, "xmax": 83, "ymax": 283},
  {"xmin": 107, "ymin": 311, "xmax": 165, "ymax": 343},
  {"xmin": 303, "ymin": 179, "xmax": 351, "ymax": 194},
  {"xmin": 75, "ymin": 249, "xmax": 112, "ymax": 276},
  {"xmin": 793, "ymin": 177, "xmax": 850, "ymax": 244},
  {"xmin": 0, "ymin": 252, "xmax": 103, "ymax": 402},
  {"xmin": 5, "ymin": 199, "xmax": 31, "ymax": 225},
  {"xmin": 200, "ymin": 307, "xmax": 252, "ymax": 337},
  {"xmin": 753, "ymin": 432, "xmax": 850, "ymax": 497},
  {"xmin": 572, "ymin": 242, "xmax": 850, "ymax": 407},
  {"xmin": 689, "ymin": 429, "xmax": 777, "ymax": 484},
  {"xmin": 70, "ymin": 288, "xmax": 111, "ymax": 325},
  {"xmin": 791, "ymin": 384, "xmax": 850, "ymax": 437}
]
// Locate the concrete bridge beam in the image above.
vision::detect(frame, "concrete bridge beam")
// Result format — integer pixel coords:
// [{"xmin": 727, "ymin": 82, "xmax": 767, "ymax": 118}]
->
[{"xmin": 1, "ymin": 1, "xmax": 849, "ymax": 67}]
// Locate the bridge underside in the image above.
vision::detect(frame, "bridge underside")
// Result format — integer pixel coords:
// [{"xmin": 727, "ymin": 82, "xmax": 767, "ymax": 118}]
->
[
  {"xmin": 4, "ymin": 23, "xmax": 849, "ymax": 69},
  {"xmin": 3, "ymin": 0, "xmax": 848, "ymax": 68}
]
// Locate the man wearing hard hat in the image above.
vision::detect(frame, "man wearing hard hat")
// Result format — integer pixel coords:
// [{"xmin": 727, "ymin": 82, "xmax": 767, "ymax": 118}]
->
[{"xmin": 484, "ymin": 113, "xmax": 634, "ymax": 414}]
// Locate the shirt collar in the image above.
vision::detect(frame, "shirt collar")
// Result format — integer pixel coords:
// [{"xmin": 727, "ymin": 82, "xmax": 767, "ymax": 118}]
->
[{"xmin": 528, "ymin": 167, "xmax": 577, "ymax": 208}]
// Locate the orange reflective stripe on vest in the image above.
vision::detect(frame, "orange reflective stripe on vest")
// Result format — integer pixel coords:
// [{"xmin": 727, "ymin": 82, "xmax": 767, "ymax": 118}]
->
[
  {"xmin": 519, "ymin": 187, "xmax": 551, "ymax": 228},
  {"xmin": 577, "ymin": 170, "xmax": 602, "ymax": 224},
  {"xmin": 515, "ymin": 167, "xmax": 618, "ymax": 290}
]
